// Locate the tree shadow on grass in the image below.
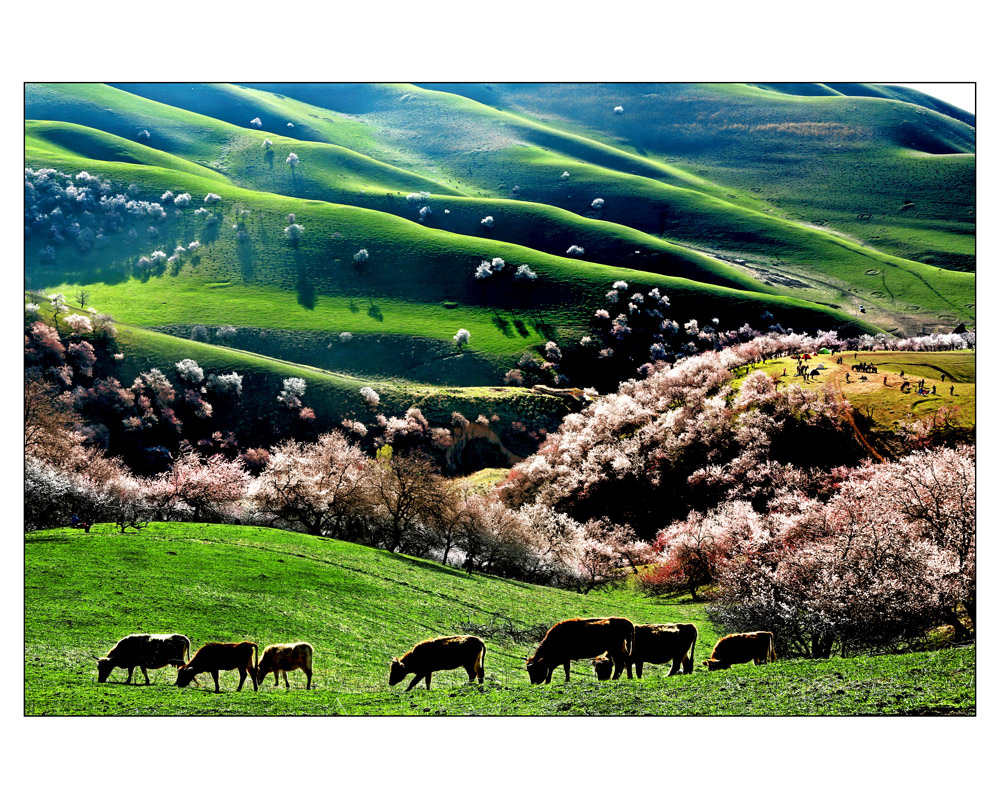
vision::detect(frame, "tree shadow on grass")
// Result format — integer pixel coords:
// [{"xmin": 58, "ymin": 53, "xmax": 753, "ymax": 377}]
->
[
  {"xmin": 512, "ymin": 319, "xmax": 531, "ymax": 337},
  {"xmin": 490, "ymin": 314, "xmax": 514, "ymax": 337},
  {"xmin": 237, "ymin": 240, "xmax": 255, "ymax": 282},
  {"xmin": 295, "ymin": 251, "xmax": 315, "ymax": 309},
  {"xmin": 367, "ymin": 297, "xmax": 383, "ymax": 322},
  {"xmin": 381, "ymin": 551, "xmax": 473, "ymax": 579},
  {"xmin": 533, "ymin": 321, "xmax": 555, "ymax": 339}
]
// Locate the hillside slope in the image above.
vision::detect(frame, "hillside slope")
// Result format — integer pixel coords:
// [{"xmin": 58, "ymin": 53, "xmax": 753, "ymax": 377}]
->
[
  {"xmin": 24, "ymin": 523, "xmax": 975, "ymax": 716},
  {"xmin": 26, "ymin": 83, "xmax": 974, "ymax": 338},
  {"xmin": 26, "ymin": 129, "xmax": 883, "ymax": 387}
]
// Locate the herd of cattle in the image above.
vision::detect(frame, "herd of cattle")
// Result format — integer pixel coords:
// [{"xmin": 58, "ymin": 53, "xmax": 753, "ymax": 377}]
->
[
  {"xmin": 96, "ymin": 618, "xmax": 776, "ymax": 693},
  {"xmin": 96, "ymin": 634, "xmax": 313, "ymax": 692}
]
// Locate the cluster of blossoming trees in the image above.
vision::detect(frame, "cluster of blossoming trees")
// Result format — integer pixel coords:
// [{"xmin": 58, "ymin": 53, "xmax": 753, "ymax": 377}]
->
[
  {"xmin": 498, "ymin": 330, "xmax": 975, "ymax": 654},
  {"xmin": 25, "ymin": 298, "xmax": 975, "ymax": 653}
]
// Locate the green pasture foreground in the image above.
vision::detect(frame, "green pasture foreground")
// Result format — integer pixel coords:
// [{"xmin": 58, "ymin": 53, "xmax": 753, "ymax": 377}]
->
[{"xmin": 24, "ymin": 523, "xmax": 974, "ymax": 716}]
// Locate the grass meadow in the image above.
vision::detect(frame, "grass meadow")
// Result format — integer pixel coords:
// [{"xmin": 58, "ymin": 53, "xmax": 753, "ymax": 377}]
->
[{"xmin": 25, "ymin": 523, "xmax": 974, "ymax": 717}]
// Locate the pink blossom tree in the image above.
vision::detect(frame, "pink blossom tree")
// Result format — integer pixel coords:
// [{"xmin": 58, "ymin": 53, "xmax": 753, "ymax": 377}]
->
[{"xmin": 251, "ymin": 431, "xmax": 370, "ymax": 538}]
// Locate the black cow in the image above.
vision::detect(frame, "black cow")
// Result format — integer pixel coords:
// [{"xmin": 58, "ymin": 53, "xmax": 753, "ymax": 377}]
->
[{"xmin": 96, "ymin": 634, "xmax": 191, "ymax": 685}]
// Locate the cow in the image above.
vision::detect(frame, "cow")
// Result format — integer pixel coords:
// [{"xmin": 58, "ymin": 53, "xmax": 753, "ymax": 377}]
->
[
  {"xmin": 96, "ymin": 633, "xmax": 191, "ymax": 685},
  {"xmin": 389, "ymin": 635, "xmax": 486, "ymax": 691},
  {"xmin": 703, "ymin": 631, "xmax": 777, "ymax": 671},
  {"xmin": 256, "ymin": 642, "xmax": 314, "ymax": 690},
  {"xmin": 176, "ymin": 641, "xmax": 259, "ymax": 692},
  {"xmin": 526, "ymin": 617, "xmax": 634, "ymax": 684},
  {"xmin": 592, "ymin": 623, "xmax": 698, "ymax": 680}
]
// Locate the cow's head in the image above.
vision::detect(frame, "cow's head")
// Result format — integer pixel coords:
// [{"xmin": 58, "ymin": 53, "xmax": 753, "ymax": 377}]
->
[
  {"xmin": 703, "ymin": 659, "xmax": 726, "ymax": 672},
  {"xmin": 592, "ymin": 655, "xmax": 613, "ymax": 681},
  {"xmin": 96, "ymin": 658, "xmax": 114, "ymax": 683},
  {"xmin": 175, "ymin": 666, "xmax": 196, "ymax": 687},
  {"xmin": 525, "ymin": 656, "xmax": 548, "ymax": 685},
  {"xmin": 388, "ymin": 658, "xmax": 407, "ymax": 687}
]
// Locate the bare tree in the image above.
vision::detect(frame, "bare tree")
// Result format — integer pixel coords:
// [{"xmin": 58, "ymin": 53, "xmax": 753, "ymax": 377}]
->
[{"xmin": 369, "ymin": 447, "xmax": 444, "ymax": 553}]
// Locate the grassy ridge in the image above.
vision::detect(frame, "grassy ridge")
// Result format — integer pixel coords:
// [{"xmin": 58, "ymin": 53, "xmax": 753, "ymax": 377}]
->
[
  {"xmin": 26, "ymin": 106, "xmax": 776, "ymax": 293},
  {"xmin": 24, "ymin": 523, "xmax": 974, "ymax": 716},
  {"xmin": 27, "ymin": 83, "xmax": 974, "ymax": 330},
  {"xmin": 26, "ymin": 141, "xmax": 882, "ymax": 381},
  {"xmin": 451, "ymin": 83, "xmax": 975, "ymax": 274},
  {"xmin": 109, "ymin": 323, "xmax": 569, "ymax": 433}
]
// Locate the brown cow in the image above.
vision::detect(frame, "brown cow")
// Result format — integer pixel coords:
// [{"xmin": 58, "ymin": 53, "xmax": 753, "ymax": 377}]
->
[
  {"xmin": 96, "ymin": 633, "xmax": 191, "ymax": 685},
  {"xmin": 389, "ymin": 635, "xmax": 486, "ymax": 691},
  {"xmin": 703, "ymin": 631, "xmax": 776, "ymax": 671},
  {"xmin": 526, "ymin": 617, "xmax": 634, "ymax": 684},
  {"xmin": 176, "ymin": 641, "xmax": 259, "ymax": 692},
  {"xmin": 257, "ymin": 642, "xmax": 314, "ymax": 689},
  {"xmin": 592, "ymin": 623, "xmax": 698, "ymax": 680}
]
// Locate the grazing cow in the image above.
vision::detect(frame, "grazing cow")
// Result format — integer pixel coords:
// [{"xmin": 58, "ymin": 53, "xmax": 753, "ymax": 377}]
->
[
  {"xmin": 526, "ymin": 617, "xmax": 634, "ymax": 684},
  {"xmin": 592, "ymin": 623, "xmax": 698, "ymax": 680},
  {"xmin": 176, "ymin": 641, "xmax": 259, "ymax": 692},
  {"xmin": 257, "ymin": 642, "xmax": 314, "ymax": 690},
  {"xmin": 389, "ymin": 635, "xmax": 486, "ymax": 691},
  {"xmin": 96, "ymin": 633, "xmax": 191, "ymax": 685},
  {"xmin": 703, "ymin": 631, "xmax": 777, "ymax": 671}
]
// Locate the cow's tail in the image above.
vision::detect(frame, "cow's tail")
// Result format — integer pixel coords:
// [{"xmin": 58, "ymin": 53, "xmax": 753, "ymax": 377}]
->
[
  {"xmin": 688, "ymin": 625, "xmax": 698, "ymax": 673},
  {"xmin": 479, "ymin": 640, "xmax": 486, "ymax": 681},
  {"xmin": 769, "ymin": 633, "xmax": 777, "ymax": 663},
  {"xmin": 251, "ymin": 642, "xmax": 259, "ymax": 672},
  {"xmin": 626, "ymin": 623, "xmax": 635, "ymax": 658}
]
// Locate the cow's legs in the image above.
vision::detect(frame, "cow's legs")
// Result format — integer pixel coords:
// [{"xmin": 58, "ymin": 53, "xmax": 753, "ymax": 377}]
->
[
  {"xmin": 405, "ymin": 673, "xmax": 423, "ymax": 691},
  {"xmin": 273, "ymin": 671, "xmax": 279, "ymax": 686},
  {"xmin": 425, "ymin": 673, "xmax": 432, "ymax": 689},
  {"xmin": 283, "ymin": 671, "xmax": 290, "ymax": 689},
  {"xmin": 564, "ymin": 661, "xmax": 571, "ymax": 682},
  {"xmin": 667, "ymin": 657, "xmax": 682, "ymax": 677},
  {"xmin": 465, "ymin": 665, "xmax": 476, "ymax": 683},
  {"xmin": 237, "ymin": 668, "xmax": 247, "ymax": 691},
  {"xmin": 141, "ymin": 666, "xmax": 151, "ymax": 685},
  {"xmin": 212, "ymin": 670, "xmax": 220, "ymax": 693},
  {"xmin": 305, "ymin": 668, "xmax": 312, "ymax": 690},
  {"xmin": 612, "ymin": 658, "xmax": 624, "ymax": 680},
  {"xmin": 125, "ymin": 666, "xmax": 134, "ymax": 685},
  {"xmin": 638, "ymin": 660, "xmax": 647, "ymax": 679}
]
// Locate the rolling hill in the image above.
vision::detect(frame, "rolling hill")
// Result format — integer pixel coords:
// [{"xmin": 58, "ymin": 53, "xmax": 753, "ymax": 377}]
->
[{"xmin": 24, "ymin": 82, "xmax": 974, "ymax": 438}]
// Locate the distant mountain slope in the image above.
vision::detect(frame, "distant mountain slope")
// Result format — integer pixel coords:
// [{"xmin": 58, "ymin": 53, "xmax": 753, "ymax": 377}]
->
[
  {"xmin": 29, "ymin": 83, "xmax": 974, "ymax": 333},
  {"xmin": 424, "ymin": 82, "xmax": 975, "ymax": 273}
]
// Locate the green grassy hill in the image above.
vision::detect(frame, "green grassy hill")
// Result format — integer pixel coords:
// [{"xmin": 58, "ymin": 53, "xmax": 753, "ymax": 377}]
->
[
  {"xmin": 24, "ymin": 523, "xmax": 974, "ymax": 716},
  {"xmin": 24, "ymin": 82, "xmax": 973, "ymax": 438},
  {"xmin": 26, "ymin": 123, "xmax": 882, "ymax": 388},
  {"xmin": 425, "ymin": 82, "xmax": 976, "ymax": 273},
  {"xmin": 27, "ymin": 83, "xmax": 974, "ymax": 334}
]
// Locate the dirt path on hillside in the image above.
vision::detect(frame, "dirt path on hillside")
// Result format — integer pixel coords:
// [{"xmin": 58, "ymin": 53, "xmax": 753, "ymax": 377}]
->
[{"xmin": 830, "ymin": 370, "xmax": 886, "ymax": 462}]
